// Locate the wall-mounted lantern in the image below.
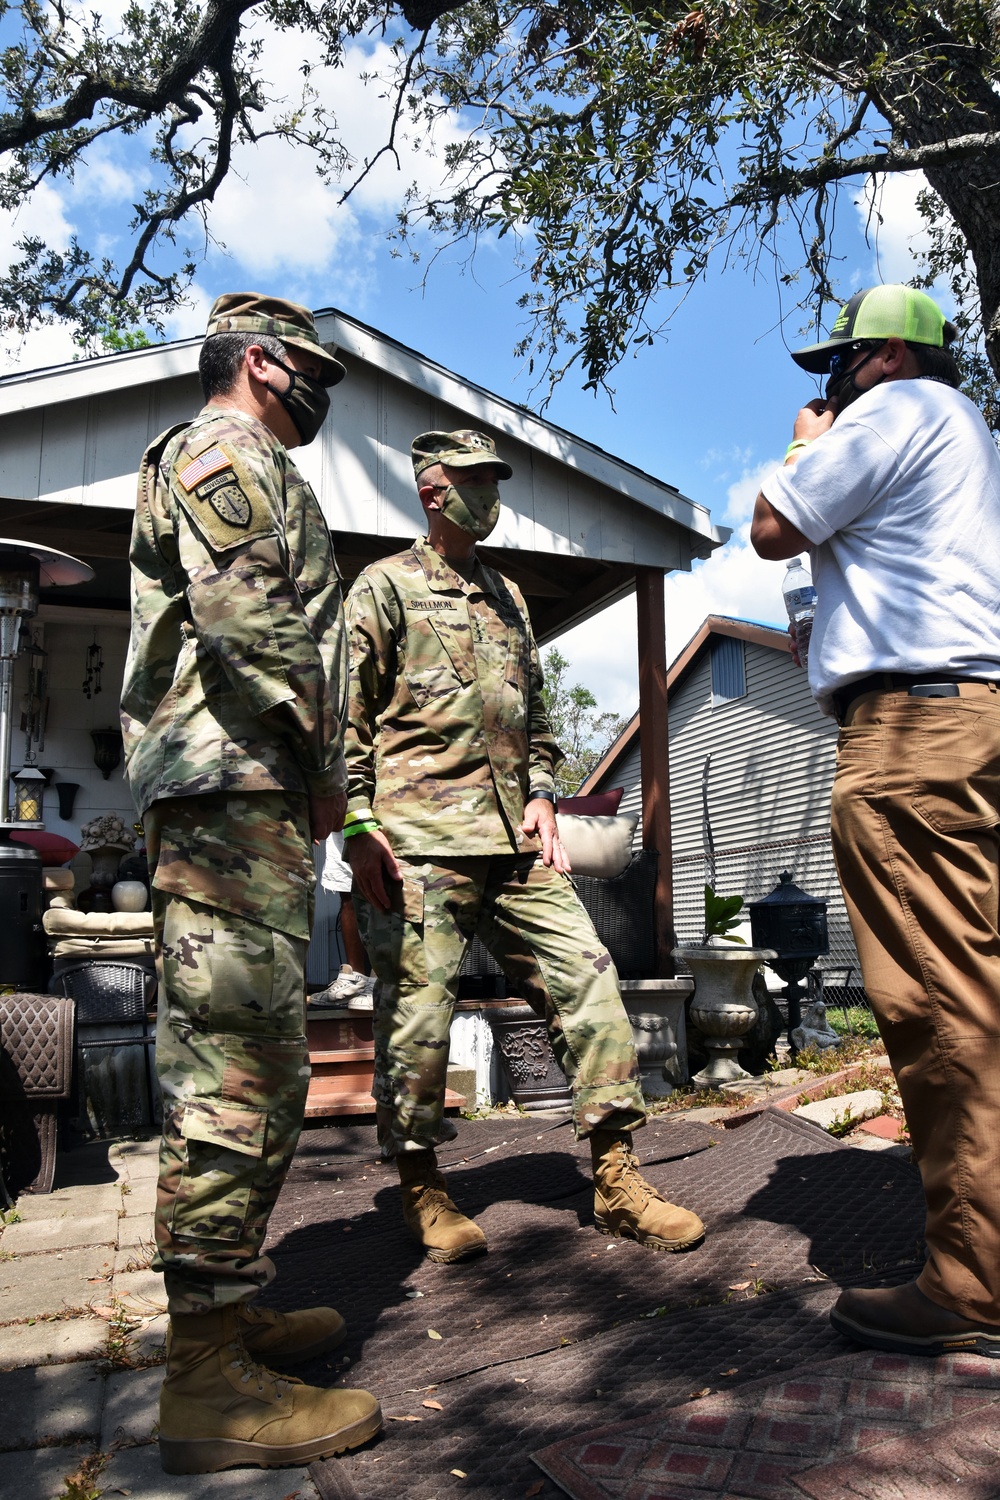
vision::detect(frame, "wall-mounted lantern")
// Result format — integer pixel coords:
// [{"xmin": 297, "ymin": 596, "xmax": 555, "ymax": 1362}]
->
[
  {"xmin": 12, "ymin": 764, "xmax": 46, "ymax": 825},
  {"xmin": 91, "ymin": 728, "xmax": 123, "ymax": 781}
]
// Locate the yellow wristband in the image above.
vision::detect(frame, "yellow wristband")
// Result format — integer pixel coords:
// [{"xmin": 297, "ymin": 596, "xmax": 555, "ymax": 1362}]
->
[{"xmin": 785, "ymin": 439, "xmax": 812, "ymax": 460}]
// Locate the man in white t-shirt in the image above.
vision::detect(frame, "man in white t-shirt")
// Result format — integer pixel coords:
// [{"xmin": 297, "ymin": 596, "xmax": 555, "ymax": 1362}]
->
[{"xmin": 751, "ymin": 284, "xmax": 1000, "ymax": 1358}]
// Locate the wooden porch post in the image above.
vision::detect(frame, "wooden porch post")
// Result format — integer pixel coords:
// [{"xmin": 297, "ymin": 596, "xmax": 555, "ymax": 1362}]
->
[{"xmin": 635, "ymin": 566, "xmax": 674, "ymax": 976}]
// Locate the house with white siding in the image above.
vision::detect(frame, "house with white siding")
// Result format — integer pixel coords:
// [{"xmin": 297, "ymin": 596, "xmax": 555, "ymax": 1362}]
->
[{"xmin": 581, "ymin": 615, "xmax": 860, "ymax": 982}]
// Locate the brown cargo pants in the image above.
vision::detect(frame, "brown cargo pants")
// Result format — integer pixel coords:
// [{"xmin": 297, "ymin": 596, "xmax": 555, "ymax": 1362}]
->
[{"xmin": 831, "ymin": 683, "xmax": 1000, "ymax": 1322}]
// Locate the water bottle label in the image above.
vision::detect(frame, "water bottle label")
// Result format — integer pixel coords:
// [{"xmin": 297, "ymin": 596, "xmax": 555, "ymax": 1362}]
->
[{"xmin": 785, "ymin": 586, "xmax": 817, "ymax": 610}]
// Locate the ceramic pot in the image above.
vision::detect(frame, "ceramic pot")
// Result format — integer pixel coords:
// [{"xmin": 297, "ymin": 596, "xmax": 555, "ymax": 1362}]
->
[
  {"xmin": 673, "ymin": 943, "xmax": 776, "ymax": 1090},
  {"xmin": 112, "ymin": 879, "xmax": 148, "ymax": 913}
]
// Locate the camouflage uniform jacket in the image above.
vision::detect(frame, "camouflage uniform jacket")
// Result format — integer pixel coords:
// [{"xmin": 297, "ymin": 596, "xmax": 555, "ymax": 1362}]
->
[
  {"xmin": 345, "ymin": 537, "xmax": 562, "ymax": 856},
  {"xmin": 121, "ymin": 405, "xmax": 348, "ymax": 816}
]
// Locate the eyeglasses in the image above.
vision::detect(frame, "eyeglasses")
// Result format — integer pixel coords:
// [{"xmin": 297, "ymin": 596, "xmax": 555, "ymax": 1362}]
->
[{"xmin": 828, "ymin": 341, "xmax": 879, "ymax": 379}]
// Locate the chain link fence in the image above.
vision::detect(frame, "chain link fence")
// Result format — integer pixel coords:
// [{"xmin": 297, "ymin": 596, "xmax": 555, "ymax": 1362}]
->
[{"xmin": 672, "ymin": 832, "xmax": 870, "ymax": 1017}]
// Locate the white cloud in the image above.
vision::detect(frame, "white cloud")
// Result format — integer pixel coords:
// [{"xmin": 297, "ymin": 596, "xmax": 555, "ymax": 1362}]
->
[
  {"xmin": 0, "ymin": 180, "xmax": 73, "ymax": 266},
  {"xmin": 198, "ymin": 29, "xmax": 470, "ymax": 285},
  {"xmin": 853, "ymin": 171, "xmax": 933, "ymax": 286},
  {"xmin": 208, "ymin": 139, "xmax": 362, "ymax": 279},
  {"xmin": 1, "ymin": 321, "xmax": 81, "ymax": 375},
  {"xmin": 552, "ymin": 458, "xmax": 788, "ymax": 716},
  {"xmin": 164, "ymin": 283, "xmax": 215, "ymax": 341}
]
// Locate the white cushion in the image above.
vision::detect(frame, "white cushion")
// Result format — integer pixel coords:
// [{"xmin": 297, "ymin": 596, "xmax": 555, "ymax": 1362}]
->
[
  {"xmin": 555, "ymin": 812, "xmax": 639, "ymax": 880},
  {"xmin": 43, "ymin": 909, "xmax": 154, "ymax": 937}
]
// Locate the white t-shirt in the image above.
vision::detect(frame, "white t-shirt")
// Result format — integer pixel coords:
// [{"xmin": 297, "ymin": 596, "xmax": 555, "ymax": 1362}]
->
[{"xmin": 762, "ymin": 379, "xmax": 1000, "ymax": 715}]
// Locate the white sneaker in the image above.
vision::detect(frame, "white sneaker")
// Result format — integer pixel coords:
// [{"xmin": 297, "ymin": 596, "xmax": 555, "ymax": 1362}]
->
[{"xmin": 309, "ymin": 966, "xmax": 374, "ymax": 1007}]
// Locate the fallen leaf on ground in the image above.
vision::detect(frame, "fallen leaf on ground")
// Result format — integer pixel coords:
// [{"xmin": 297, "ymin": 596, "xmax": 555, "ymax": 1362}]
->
[
  {"xmin": 427, "ymin": 1329, "xmax": 443, "ymax": 1340},
  {"xmin": 405, "ymin": 1290, "xmax": 424, "ymax": 1299},
  {"xmin": 722, "ymin": 1368, "xmax": 739, "ymax": 1376},
  {"xmin": 388, "ymin": 1415, "xmax": 423, "ymax": 1422},
  {"xmin": 689, "ymin": 1388, "xmax": 711, "ymax": 1399},
  {"xmin": 526, "ymin": 1483, "xmax": 544, "ymax": 1497},
  {"xmin": 422, "ymin": 1399, "xmax": 444, "ymax": 1411},
  {"xmin": 513, "ymin": 1377, "xmax": 528, "ymax": 1384},
  {"xmin": 728, "ymin": 1281, "xmax": 752, "ymax": 1291},
  {"xmin": 451, "ymin": 1471, "xmax": 468, "ymax": 1479}
]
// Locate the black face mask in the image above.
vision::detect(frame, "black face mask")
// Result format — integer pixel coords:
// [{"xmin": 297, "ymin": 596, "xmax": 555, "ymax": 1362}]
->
[
  {"xmin": 824, "ymin": 344, "xmax": 885, "ymax": 414},
  {"xmin": 266, "ymin": 354, "xmax": 331, "ymax": 445}
]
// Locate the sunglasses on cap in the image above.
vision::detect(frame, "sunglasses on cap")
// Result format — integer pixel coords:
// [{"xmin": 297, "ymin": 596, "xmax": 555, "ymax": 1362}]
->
[{"xmin": 827, "ymin": 341, "xmax": 883, "ymax": 379}]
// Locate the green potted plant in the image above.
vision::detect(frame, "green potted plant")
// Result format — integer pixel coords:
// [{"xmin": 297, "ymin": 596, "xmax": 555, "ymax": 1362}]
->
[{"xmin": 674, "ymin": 886, "xmax": 776, "ymax": 1090}]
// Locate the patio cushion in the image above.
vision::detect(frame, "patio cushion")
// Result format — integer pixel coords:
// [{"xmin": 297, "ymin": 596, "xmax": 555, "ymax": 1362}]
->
[{"xmin": 555, "ymin": 812, "xmax": 638, "ymax": 879}]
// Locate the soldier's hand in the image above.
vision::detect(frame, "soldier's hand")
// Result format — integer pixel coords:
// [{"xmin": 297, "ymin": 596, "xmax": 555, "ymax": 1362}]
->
[
  {"xmin": 521, "ymin": 799, "xmax": 572, "ymax": 875},
  {"xmin": 310, "ymin": 792, "xmax": 348, "ymax": 841},
  {"xmin": 346, "ymin": 829, "xmax": 402, "ymax": 911}
]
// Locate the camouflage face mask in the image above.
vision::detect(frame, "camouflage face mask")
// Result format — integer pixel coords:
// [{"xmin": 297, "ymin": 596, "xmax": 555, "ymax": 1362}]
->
[{"xmin": 438, "ymin": 482, "xmax": 501, "ymax": 540}]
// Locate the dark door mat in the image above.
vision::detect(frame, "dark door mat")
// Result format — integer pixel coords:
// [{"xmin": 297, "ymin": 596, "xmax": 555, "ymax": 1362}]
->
[
  {"xmin": 265, "ymin": 1109, "xmax": 925, "ymax": 1396},
  {"xmin": 268, "ymin": 1115, "xmax": 722, "ymax": 1245},
  {"xmin": 309, "ymin": 1277, "xmax": 935, "ymax": 1500},
  {"xmin": 532, "ymin": 1342, "xmax": 1000, "ymax": 1500}
]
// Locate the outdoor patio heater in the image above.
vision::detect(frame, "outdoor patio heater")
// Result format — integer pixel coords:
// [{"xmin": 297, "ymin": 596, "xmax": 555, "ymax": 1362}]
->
[
  {"xmin": 748, "ymin": 870, "xmax": 828, "ymax": 1046},
  {"xmin": 0, "ymin": 539, "xmax": 93, "ymax": 988}
]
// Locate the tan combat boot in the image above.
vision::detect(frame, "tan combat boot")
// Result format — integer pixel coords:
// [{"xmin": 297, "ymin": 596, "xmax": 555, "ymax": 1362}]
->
[
  {"xmin": 591, "ymin": 1129, "xmax": 705, "ymax": 1252},
  {"xmin": 398, "ymin": 1149, "xmax": 488, "ymax": 1263},
  {"xmin": 237, "ymin": 1302, "xmax": 347, "ymax": 1365},
  {"xmin": 158, "ymin": 1305, "xmax": 381, "ymax": 1474}
]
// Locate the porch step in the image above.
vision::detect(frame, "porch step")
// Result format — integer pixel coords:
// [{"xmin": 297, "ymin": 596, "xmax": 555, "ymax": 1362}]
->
[{"xmin": 303, "ymin": 1002, "xmax": 464, "ymax": 1119}]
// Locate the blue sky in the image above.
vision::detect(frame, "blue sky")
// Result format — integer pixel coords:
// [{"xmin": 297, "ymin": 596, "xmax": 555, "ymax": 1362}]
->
[{"xmin": 0, "ymin": 19, "xmax": 937, "ymax": 717}]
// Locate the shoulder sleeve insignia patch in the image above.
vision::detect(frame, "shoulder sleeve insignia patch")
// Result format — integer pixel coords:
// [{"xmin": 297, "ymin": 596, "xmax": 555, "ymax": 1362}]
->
[
  {"xmin": 195, "ymin": 470, "xmax": 252, "ymax": 528},
  {"xmin": 178, "ymin": 447, "xmax": 232, "ymax": 492}
]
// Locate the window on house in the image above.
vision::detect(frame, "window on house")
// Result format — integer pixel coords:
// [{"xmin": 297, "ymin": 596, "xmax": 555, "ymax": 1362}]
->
[{"xmin": 710, "ymin": 636, "xmax": 746, "ymax": 706}]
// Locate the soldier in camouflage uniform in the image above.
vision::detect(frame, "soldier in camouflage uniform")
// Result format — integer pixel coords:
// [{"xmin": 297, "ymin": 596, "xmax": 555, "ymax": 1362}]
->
[
  {"xmin": 345, "ymin": 430, "xmax": 706, "ymax": 1264},
  {"xmin": 121, "ymin": 293, "xmax": 380, "ymax": 1475}
]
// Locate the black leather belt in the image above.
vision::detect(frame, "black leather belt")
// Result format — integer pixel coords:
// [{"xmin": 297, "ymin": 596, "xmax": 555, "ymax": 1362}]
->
[{"xmin": 833, "ymin": 672, "xmax": 1000, "ymax": 725}]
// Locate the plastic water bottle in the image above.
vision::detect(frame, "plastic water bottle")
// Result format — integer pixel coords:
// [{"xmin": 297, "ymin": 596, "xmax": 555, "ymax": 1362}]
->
[{"xmin": 782, "ymin": 557, "xmax": 817, "ymax": 668}]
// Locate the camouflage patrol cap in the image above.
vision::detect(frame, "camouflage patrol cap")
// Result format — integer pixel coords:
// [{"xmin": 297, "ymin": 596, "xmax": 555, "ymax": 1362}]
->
[
  {"xmin": 205, "ymin": 292, "xmax": 346, "ymax": 387},
  {"xmin": 411, "ymin": 430, "xmax": 513, "ymax": 481}
]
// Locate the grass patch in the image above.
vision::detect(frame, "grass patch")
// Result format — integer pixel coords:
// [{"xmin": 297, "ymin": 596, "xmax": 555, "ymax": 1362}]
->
[{"xmin": 826, "ymin": 1005, "xmax": 881, "ymax": 1040}]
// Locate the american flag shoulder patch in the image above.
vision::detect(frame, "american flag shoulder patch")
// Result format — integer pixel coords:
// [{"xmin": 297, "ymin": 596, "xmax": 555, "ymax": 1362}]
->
[{"xmin": 178, "ymin": 447, "xmax": 233, "ymax": 492}]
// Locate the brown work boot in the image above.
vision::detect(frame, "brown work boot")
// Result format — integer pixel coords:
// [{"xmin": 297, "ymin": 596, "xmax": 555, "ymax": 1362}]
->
[
  {"xmin": 831, "ymin": 1281, "xmax": 1000, "ymax": 1358},
  {"xmin": 591, "ymin": 1129, "xmax": 705, "ymax": 1252},
  {"xmin": 159, "ymin": 1306, "xmax": 381, "ymax": 1474},
  {"xmin": 237, "ymin": 1302, "xmax": 347, "ymax": 1365},
  {"xmin": 398, "ymin": 1149, "xmax": 488, "ymax": 1264}
]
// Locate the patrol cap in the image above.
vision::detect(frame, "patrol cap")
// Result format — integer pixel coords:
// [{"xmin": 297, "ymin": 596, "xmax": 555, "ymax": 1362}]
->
[
  {"xmin": 791, "ymin": 285, "xmax": 950, "ymax": 374},
  {"xmin": 411, "ymin": 429, "xmax": 513, "ymax": 481},
  {"xmin": 205, "ymin": 292, "xmax": 346, "ymax": 387}
]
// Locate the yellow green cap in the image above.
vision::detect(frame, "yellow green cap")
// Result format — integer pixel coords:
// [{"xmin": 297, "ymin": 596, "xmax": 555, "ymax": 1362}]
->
[{"xmin": 792, "ymin": 286, "xmax": 949, "ymax": 374}]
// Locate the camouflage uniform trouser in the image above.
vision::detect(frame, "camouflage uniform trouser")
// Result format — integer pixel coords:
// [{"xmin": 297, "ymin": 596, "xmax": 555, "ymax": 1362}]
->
[
  {"xmin": 355, "ymin": 852, "xmax": 645, "ymax": 1151},
  {"xmin": 144, "ymin": 791, "xmax": 314, "ymax": 1316}
]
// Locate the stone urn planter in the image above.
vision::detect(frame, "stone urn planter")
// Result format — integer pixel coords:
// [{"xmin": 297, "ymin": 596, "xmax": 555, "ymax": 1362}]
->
[
  {"xmin": 673, "ymin": 942, "xmax": 776, "ymax": 1090},
  {"xmin": 619, "ymin": 978, "xmax": 693, "ymax": 1096},
  {"xmin": 485, "ymin": 1000, "xmax": 572, "ymax": 1111}
]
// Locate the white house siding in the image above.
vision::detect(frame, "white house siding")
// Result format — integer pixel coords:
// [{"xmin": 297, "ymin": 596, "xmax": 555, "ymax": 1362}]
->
[{"xmin": 593, "ymin": 635, "xmax": 859, "ymax": 981}]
